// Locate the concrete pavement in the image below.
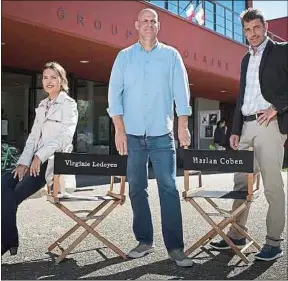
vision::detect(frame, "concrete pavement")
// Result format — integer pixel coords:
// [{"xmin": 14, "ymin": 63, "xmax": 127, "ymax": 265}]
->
[{"xmin": 1, "ymin": 172, "xmax": 287, "ymax": 280}]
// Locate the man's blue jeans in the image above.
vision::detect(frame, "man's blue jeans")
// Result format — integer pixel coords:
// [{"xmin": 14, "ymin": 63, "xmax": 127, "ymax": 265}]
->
[{"xmin": 127, "ymin": 132, "xmax": 184, "ymax": 251}]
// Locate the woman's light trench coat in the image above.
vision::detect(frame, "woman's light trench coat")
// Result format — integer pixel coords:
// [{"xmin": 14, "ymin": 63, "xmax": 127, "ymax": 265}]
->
[{"xmin": 17, "ymin": 91, "xmax": 78, "ymax": 186}]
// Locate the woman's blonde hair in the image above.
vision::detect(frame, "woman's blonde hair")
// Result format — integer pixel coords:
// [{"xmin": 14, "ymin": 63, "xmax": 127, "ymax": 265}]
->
[{"xmin": 43, "ymin": 61, "xmax": 69, "ymax": 93}]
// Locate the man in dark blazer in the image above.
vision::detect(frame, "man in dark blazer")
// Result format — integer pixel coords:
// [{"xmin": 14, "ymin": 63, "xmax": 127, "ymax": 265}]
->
[{"xmin": 210, "ymin": 8, "xmax": 288, "ymax": 261}]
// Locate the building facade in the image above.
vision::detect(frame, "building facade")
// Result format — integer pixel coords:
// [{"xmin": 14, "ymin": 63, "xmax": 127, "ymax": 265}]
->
[
  {"xmin": 267, "ymin": 17, "xmax": 288, "ymax": 41},
  {"xmin": 1, "ymin": 0, "xmax": 285, "ymax": 160}
]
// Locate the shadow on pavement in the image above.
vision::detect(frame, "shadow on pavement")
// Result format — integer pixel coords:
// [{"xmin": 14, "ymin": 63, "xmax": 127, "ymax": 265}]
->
[
  {"xmin": 1, "ymin": 248, "xmax": 275, "ymax": 280},
  {"xmin": 87, "ymin": 250, "xmax": 276, "ymax": 280},
  {"xmin": 1, "ymin": 251, "xmax": 129, "ymax": 280}
]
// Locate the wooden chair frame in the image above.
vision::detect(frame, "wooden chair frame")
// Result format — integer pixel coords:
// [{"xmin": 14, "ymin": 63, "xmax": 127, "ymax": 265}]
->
[
  {"xmin": 189, "ymin": 170, "xmax": 202, "ymax": 187},
  {"xmin": 183, "ymin": 147, "xmax": 261, "ymax": 264},
  {"xmin": 47, "ymin": 173, "xmax": 127, "ymax": 264}
]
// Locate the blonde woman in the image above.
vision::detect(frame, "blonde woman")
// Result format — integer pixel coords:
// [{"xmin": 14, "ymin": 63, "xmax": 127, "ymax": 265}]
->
[{"xmin": 1, "ymin": 62, "xmax": 78, "ymax": 256}]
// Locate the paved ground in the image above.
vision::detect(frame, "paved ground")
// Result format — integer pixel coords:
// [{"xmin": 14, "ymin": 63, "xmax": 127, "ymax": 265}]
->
[{"xmin": 1, "ymin": 172, "xmax": 287, "ymax": 280}]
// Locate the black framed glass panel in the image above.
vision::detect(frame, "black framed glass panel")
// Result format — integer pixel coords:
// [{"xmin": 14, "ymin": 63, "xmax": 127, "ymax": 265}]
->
[
  {"xmin": 233, "ymin": 14, "xmax": 244, "ymax": 43},
  {"xmin": 204, "ymin": 1, "xmax": 215, "ymax": 30},
  {"xmin": 233, "ymin": 0, "xmax": 246, "ymax": 14},
  {"xmin": 168, "ymin": 0, "xmax": 178, "ymax": 14},
  {"xmin": 216, "ymin": 4, "xmax": 225, "ymax": 35},
  {"xmin": 217, "ymin": 0, "xmax": 232, "ymax": 10},
  {"xmin": 1, "ymin": 72, "xmax": 32, "ymax": 149},
  {"xmin": 75, "ymin": 79, "xmax": 110, "ymax": 154},
  {"xmin": 150, "ymin": 0, "xmax": 166, "ymax": 9},
  {"xmin": 225, "ymin": 10, "xmax": 233, "ymax": 38}
]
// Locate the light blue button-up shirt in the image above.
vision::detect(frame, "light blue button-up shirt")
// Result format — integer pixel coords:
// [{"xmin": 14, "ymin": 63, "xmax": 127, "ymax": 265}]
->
[{"xmin": 107, "ymin": 41, "xmax": 192, "ymax": 136}]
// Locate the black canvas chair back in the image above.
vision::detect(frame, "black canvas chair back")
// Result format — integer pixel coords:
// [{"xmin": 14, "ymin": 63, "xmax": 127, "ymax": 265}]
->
[
  {"xmin": 54, "ymin": 153, "xmax": 127, "ymax": 176},
  {"xmin": 183, "ymin": 149, "xmax": 255, "ymax": 200},
  {"xmin": 182, "ymin": 148, "xmax": 261, "ymax": 264},
  {"xmin": 46, "ymin": 152, "xmax": 128, "ymax": 264},
  {"xmin": 184, "ymin": 149, "xmax": 254, "ymax": 173}
]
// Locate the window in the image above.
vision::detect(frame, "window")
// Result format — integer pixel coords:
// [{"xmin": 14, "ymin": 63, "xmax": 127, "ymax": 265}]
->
[
  {"xmin": 225, "ymin": 10, "xmax": 233, "ymax": 37},
  {"xmin": 76, "ymin": 79, "xmax": 110, "ymax": 154},
  {"xmin": 204, "ymin": 1, "xmax": 215, "ymax": 30},
  {"xmin": 146, "ymin": 0, "xmax": 246, "ymax": 44},
  {"xmin": 1, "ymin": 72, "xmax": 32, "ymax": 149},
  {"xmin": 178, "ymin": 0, "xmax": 192, "ymax": 18},
  {"xmin": 234, "ymin": 21, "xmax": 244, "ymax": 43},
  {"xmin": 150, "ymin": 0, "xmax": 166, "ymax": 9},
  {"xmin": 216, "ymin": 0, "xmax": 232, "ymax": 10},
  {"xmin": 168, "ymin": 0, "xmax": 178, "ymax": 15},
  {"xmin": 216, "ymin": 5, "xmax": 225, "ymax": 35},
  {"xmin": 233, "ymin": 0, "xmax": 246, "ymax": 15}
]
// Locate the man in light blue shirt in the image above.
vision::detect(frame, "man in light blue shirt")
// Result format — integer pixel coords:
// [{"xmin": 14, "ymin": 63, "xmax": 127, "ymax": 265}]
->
[{"xmin": 107, "ymin": 8, "xmax": 192, "ymax": 267}]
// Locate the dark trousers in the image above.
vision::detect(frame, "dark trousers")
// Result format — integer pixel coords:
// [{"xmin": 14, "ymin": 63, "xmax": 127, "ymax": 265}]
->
[{"xmin": 1, "ymin": 162, "xmax": 47, "ymax": 248}]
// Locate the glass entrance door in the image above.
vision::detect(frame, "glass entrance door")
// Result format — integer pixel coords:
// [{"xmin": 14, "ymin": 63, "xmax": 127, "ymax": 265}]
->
[
  {"xmin": 75, "ymin": 79, "xmax": 113, "ymax": 154},
  {"xmin": 1, "ymin": 72, "xmax": 32, "ymax": 149}
]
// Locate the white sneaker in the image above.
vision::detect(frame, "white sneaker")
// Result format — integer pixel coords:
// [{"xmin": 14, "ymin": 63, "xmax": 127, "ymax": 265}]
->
[
  {"xmin": 128, "ymin": 243, "xmax": 155, "ymax": 258},
  {"xmin": 169, "ymin": 249, "xmax": 194, "ymax": 267}
]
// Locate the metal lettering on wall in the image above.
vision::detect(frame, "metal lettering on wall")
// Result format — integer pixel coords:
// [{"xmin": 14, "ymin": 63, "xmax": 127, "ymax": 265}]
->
[
  {"xmin": 56, "ymin": 7, "xmax": 133, "ymax": 39},
  {"xmin": 182, "ymin": 49, "xmax": 229, "ymax": 70},
  {"xmin": 57, "ymin": 7, "xmax": 65, "ymax": 20},
  {"xmin": 164, "ymin": 43, "xmax": 229, "ymax": 71},
  {"xmin": 56, "ymin": 7, "xmax": 229, "ymax": 71}
]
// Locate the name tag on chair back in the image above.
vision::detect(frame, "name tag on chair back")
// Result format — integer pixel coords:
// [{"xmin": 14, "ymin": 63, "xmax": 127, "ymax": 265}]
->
[
  {"xmin": 54, "ymin": 152, "xmax": 128, "ymax": 176},
  {"xmin": 183, "ymin": 149, "xmax": 254, "ymax": 173}
]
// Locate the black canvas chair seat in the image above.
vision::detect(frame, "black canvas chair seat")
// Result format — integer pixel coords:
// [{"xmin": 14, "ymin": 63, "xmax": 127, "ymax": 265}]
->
[
  {"xmin": 183, "ymin": 148, "xmax": 261, "ymax": 264},
  {"xmin": 46, "ymin": 152, "xmax": 128, "ymax": 264},
  {"xmin": 187, "ymin": 189, "xmax": 247, "ymax": 200}
]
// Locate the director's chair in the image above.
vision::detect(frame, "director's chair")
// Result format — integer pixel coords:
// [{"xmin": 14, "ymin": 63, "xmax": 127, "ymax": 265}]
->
[
  {"xmin": 183, "ymin": 148, "xmax": 261, "ymax": 264},
  {"xmin": 46, "ymin": 152, "xmax": 128, "ymax": 264}
]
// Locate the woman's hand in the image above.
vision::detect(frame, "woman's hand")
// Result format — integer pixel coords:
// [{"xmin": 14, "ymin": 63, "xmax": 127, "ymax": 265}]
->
[
  {"xmin": 12, "ymin": 165, "xmax": 29, "ymax": 181},
  {"xmin": 30, "ymin": 156, "xmax": 41, "ymax": 177}
]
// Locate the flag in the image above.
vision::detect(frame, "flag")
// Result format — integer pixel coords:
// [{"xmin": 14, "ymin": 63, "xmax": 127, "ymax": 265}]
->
[
  {"xmin": 185, "ymin": 3, "xmax": 195, "ymax": 21},
  {"xmin": 195, "ymin": 4, "xmax": 205, "ymax": 26}
]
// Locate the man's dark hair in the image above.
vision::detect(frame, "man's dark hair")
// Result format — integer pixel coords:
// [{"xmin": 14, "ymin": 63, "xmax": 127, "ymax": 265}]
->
[
  {"xmin": 240, "ymin": 8, "xmax": 266, "ymax": 27},
  {"xmin": 217, "ymin": 119, "xmax": 226, "ymax": 127}
]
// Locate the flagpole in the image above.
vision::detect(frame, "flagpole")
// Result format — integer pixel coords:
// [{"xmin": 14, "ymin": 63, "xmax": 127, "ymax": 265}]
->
[{"xmin": 202, "ymin": 1, "xmax": 205, "ymax": 14}]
